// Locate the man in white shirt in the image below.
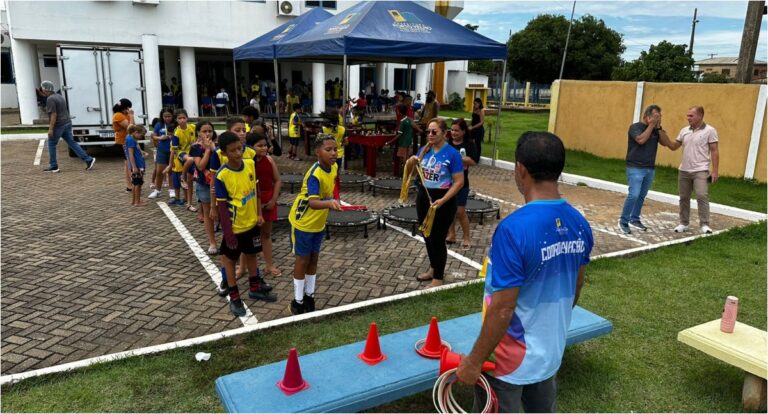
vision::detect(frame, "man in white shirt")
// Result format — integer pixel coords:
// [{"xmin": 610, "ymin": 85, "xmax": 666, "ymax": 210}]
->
[
  {"xmin": 662, "ymin": 106, "xmax": 719, "ymax": 234},
  {"xmin": 215, "ymin": 88, "xmax": 229, "ymax": 112}
]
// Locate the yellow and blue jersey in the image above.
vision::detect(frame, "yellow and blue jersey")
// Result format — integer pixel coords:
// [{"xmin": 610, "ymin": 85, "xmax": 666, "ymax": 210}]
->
[
  {"xmin": 288, "ymin": 162, "xmax": 338, "ymax": 233},
  {"xmin": 214, "ymin": 159, "xmax": 260, "ymax": 234},
  {"xmin": 322, "ymin": 125, "xmax": 345, "ymax": 158},
  {"xmin": 171, "ymin": 124, "xmax": 196, "ymax": 171},
  {"xmin": 209, "ymin": 145, "xmax": 257, "ymax": 172},
  {"xmin": 289, "ymin": 111, "xmax": 301, "ymax": 138}
]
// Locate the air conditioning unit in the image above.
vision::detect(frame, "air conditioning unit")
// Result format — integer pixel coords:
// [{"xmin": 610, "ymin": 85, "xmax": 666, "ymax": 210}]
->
[{"xmin": 277, "ymin": 0, "xmax": 300, "ymax": 16}]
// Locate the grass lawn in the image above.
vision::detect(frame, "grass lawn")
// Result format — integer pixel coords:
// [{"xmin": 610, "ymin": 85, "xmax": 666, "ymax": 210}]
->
[
  {"xmin": 440, "ymin": 109, "xmax": 766, "ymax": 213},
  {"xmin": 2, "ymin": 223, "xmax": 765, "ymax": 412},
  {"xmin": 0, "ymin": 127, "xmax": 47, "ymax": 134}
]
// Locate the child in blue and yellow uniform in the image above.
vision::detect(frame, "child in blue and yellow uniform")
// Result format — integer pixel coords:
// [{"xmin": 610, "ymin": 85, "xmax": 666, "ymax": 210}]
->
[
  {"xmin": 125, "ymin": 124, "xmax": 147, "ymax": 207},
  {"xmin": 165, "ymin": 109, "xmax": 196, "ymax": 209},
  {"xmin": 288, "ymin": 134, "xmax": 341, "ymax": 315},
  {"xmin": 215, "ymin": 132, "xmax": 277, "ymax": 317},
  {"xmin": 288, "ymin": 103, "xmax": 302, "ymax": 161}
]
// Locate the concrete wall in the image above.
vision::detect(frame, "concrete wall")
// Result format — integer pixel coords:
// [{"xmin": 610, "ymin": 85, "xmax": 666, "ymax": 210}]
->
[
  {"xmin": 549, "ymin": 80, "xmax": 766, "ymax": 181},
  {"xmin": 1, "ymin": 84, "xmax": 19, "ymax": 108},
  {"xmin": 755, "ymin": 107, "xmax": 768, "ymax": 181}
]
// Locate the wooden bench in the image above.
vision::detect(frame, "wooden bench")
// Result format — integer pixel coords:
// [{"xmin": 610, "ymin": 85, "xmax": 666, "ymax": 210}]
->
[
  {"xmin": 215, "ymin": 306, "xmax": 613, "ymax": 412},
  {"xmin": 678, "ymin": 319, "xmax": 768, "ymax": 411}
]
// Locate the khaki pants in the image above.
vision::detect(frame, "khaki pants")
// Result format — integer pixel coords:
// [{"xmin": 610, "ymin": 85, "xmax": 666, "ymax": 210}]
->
[{"xmin": 678, "ymin": 170, "xmax": 710, "ymax": 226}]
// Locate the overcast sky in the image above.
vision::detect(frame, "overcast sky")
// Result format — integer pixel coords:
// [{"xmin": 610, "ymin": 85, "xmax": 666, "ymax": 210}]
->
[{"xmin": 456, "ymin": 1, "xmax": 768, "ymax": 63}]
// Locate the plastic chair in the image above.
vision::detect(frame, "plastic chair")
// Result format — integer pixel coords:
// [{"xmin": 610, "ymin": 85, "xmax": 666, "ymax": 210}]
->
[
  {"xmin": 200, "ymin": 96, "xmax": 214, "ymax": 116},
  {"xmin": 162, "ymin": 95, "xmax": 176, "ymax": 108},
  {"xmin": 214, "ymin": 98, "xmax": 229, "ymax": 116}
]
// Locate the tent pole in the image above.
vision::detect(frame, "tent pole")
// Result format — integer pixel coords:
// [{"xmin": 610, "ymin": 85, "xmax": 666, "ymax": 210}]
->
[
  {"xmin": 406, "ymin": 62, "xmax": 412, "ymax": 98},
  {"xmin": 233, "ymin": 58, "xmax": 240, "ymax": 115},
  {"xmin": 492, "ymin": 58, "xmax": 507, "ymax": 168},
  {"xmin": 273, "ymin": 58, "xmax": 282, "ymax": 150},
  {"xmin": 342, "ymin": 54, "xmax": 347, "ymax": 171}
]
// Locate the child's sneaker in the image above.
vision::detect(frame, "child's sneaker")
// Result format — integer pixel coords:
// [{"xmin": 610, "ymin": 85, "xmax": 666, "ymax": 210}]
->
[
  {"xmin": 148, "ymin": 190, "xmax": 161, "ymax": 199},
  {"xmin": 217, "ymin": 279, "xmax": 229, "ymax": 297},
  {"xmin": 249, "ymin": 288, "xmax": 277, "ymax": 302},
  {"xmin": 257, "ymin": 276, "xmax": 273, "ymax": 292},
  {"xmin": 303, "ymin": 295, "xmax": 315, "ymax": 312},
  {"xmin": 290, "ymin": 299, "xmax": 305, "ymax": 315},
  {"xmin": 229, "ymin": 299, "xmax": 246, "ymax": 317}
]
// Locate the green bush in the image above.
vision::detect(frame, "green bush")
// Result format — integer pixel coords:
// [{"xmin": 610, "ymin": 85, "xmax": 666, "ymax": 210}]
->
[{"xmin": 448, "ymin": 92, "xmax": 464, "ymax": 111}]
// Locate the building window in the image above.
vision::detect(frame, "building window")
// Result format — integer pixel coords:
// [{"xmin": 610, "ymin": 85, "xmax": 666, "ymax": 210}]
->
[
  {"xmin": 755, "ymin": 69, "xmax": 760, "ymax": 76},
  {"xmin": 43, "ymin": 55, "xmax": 57, "ymax": 68},
  {"xmin": 721, "ymin": 68, "xmax": 730, "ymax": 76},
  {"xmin": 1, "ymin": 51, "xmax": 14, "ymax": 84},
  {"xmin": 305, "ymin": 1, "xmax": 336, "ymax": 9},
  {"xmin": 394, "ymin": 68, "xmax": 416, "ymax": 91}
]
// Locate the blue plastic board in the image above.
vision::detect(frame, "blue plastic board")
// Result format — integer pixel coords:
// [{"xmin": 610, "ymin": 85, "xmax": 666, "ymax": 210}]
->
[{"xmin": 215, "ymin": 306, "xmax": 612, "ymax": 413}]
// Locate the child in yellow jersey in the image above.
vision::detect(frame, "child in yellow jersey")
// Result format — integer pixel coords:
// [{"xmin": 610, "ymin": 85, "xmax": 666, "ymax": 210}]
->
[
  {"xmin": 164, "ymin": 109, "xmax": 196, "ymax": 210},
  {"xmin": 288, "ymin": 103, "xmax": 303, "ymax": 161},
  {"xmin": 214, "ymin": 132, "xmax": 277, "ymax": 318},
  {"xmin": 288, "ymin": 134, "xmax": 341, "ymax": 315},
  {"xmin": 321, "ymin": 113, "xmax": 347, "ymax": 170}
]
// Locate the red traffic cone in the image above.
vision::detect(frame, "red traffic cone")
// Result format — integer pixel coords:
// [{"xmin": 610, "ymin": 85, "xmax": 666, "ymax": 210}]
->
[
  {"xmin": 439, "ymin": 349, "xmax": 496, "ymax": 375},
  {"xmin": 358, "ymin": 322, "xmax": 387, "ymax": 365},
  {"xmin": 415, "ymin": 316, "xmax": 451, "ymax": 359},
  {"xmin": 277, "ymin": 348, "xmax": 310, "ymax": 396}
]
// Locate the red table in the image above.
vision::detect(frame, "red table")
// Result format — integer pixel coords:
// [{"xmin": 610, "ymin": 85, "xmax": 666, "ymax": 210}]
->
[{"xmin": 347, "ymin": 134, "xmax": 397, "ymax": 177}]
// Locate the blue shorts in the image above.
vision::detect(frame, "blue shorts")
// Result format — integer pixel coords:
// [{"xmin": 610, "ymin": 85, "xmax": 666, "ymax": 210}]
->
[
  {"xmin": 196, "ymin": 181, "xmax": 211, "ymax": 203},
  {"xmin": 155, "ymin": 148, "xmax": 170, "ymax": 165},
  {"xmin": 291, "ymin": 227, "xmax": 324, "ymax": 257},
  {"xmin": 456, "ymin": 187, "xmax": 469, "ymax": 207},
  {"xmin": 289, "ymin": 138, "xmax": 299, "ymax": 146},
  {"xmin": 171, "ymin": 171, "xmax": 182, "ymax": 189}
]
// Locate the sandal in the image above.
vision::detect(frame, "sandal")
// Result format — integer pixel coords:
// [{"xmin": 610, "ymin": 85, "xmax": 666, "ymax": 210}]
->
[
  {"xmin": 186, "ymin": 204, "xmax": 198, "ymax": 212},
  {"xmin": 266, "ymin": 267, "xmax": 283, "ymax": 277},
  {"xmin": 416, "ymin": 270, "xmax": 434, "ymax": 282},
  {"xmin": 207, "ymin": 246, "xmax": 219, "ymax": 255},
  {"xmin": 445, "ymin": 239, "xmax": 457, "ymax": 245},
  {"xmin": 462, "ymin": 240, "xmax": 471, "ymax": 250}
]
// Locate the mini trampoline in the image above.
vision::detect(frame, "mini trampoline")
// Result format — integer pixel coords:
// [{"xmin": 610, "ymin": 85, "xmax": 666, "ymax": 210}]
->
[
  {"xmin": 276, "ymin": 203, "xmax": 291, "ymax": 222},
  {"xmin": 465, "ymin": 198, "xmax": 501, "ymax": 225},
  {"xmin": 370, "ymin": 177, "xmax": 416, "ymax": 197},
  {"xmin": 380, "ymin": 204, "xmax": 420, "ymax": 236},
  {"xmin": 280, "ymin": 173, "xmax": 304, "ymax": 193},
  {"xmin": 325, "ymin": 209, "xmax": 380, "ymax": 240},
  {"xmin": 339, "ymin": 172, "xmax": 370, "ymax": 192},
  {"xmin": 467, "ymin": 190, "xmax": 476, "ymax": 200}
]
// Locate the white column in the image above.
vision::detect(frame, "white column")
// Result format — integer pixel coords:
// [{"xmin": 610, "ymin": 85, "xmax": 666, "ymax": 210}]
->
[
  {"xmin": 180, "ymin": 47, "xmax": 198, "ymax": 117},
  {"xmin": 375, "ymin": 63, "xmax": 386, "ymax": 93},
  {"xmin": 163, "ymin": 48, "xmax": 179, "ymax": 86},
  {"xmin": 11, "ymin": 39, "xmax": 39, "ymax": 124},
  {"xmin": 312, "ymin": 62, "xmax": 325, "ymax": 114},
  {"xmin": 415, "ymin": 63, "xmax": 430, "ymax": 99},
  {"xmin": 142, "ymin": 35, "xmax": 163, "ymax": 124},
  {"xmin": 348, "ymin": 65, "xmax": 360, "ymax": 99}
]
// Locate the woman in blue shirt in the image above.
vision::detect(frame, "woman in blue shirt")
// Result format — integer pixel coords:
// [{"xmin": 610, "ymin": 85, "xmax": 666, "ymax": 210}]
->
[{"xmin": 411, "ymin": 118, "xmax": 464, "ymax": 287}]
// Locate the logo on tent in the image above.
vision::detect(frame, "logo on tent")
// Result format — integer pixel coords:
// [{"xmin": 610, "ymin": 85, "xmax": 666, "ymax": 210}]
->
[
  {"xmin": 326, "ymin": 13, "xmax": 357, "ymax": 34},
  {"xmin": 272, "ymin": 24, "xmax": 296, "ymax": 41},
  {"xmin": 388, "ymin": 10, "xmax": 431, "ymax": 33}
]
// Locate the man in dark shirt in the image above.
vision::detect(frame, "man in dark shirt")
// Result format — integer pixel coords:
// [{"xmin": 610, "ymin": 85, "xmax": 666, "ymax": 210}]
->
[
  {"xmin": 41, "ymin": 80, "xmax": 95, "ymax": 173},
  {"xmin": 618, "ymin": 104, "xmax": 668, "ymax": 234}
]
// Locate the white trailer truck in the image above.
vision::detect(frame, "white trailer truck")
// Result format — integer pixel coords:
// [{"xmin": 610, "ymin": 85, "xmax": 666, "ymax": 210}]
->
[{"xmin": 56, "ymin": 44, "xmax": 149, "ymax": 154}]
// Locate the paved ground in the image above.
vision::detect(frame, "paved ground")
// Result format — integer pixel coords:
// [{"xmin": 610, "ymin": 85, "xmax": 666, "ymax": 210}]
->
[{"xmin": 0, "ymin": 137, "xmax": 750, "ymax": 375}]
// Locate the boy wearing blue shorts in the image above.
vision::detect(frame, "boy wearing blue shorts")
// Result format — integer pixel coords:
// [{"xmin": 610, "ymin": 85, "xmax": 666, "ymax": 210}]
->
[
  {"xmin": 288, "ymin": 103, "xmax": 303, "ymax": 161},
  {"xmin": 215, "ymin": 132, "xmax": 277, "ymax": 317},
  {"xmin": 288, "ymin": 134, "xmax": 341, "ymax": 315}
]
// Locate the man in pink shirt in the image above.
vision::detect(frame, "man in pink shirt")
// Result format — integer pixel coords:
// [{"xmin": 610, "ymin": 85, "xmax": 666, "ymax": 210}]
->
[{"xmin": 662, "ymin": 106, "xmax": 719, "ymax": 234}]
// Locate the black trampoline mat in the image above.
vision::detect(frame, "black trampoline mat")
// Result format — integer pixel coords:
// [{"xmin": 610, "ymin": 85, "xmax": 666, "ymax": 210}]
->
[
  {"xmin": 280, "ymin": 173, "xmax": 304, "ymax": 183},
  {"xmin": 327, "ymin": 210, "xmax": 376, "ymax": 225},
  {"xmin": 277, "ymin": 204, "xmax": 291, "ymax": 221},
  {"xmin": 372, "ymin": 178, "xmax": 410, "ymax": 189},
  {"xmin": 385, "ymin": 206, "xmax": 418, "ymax": 221},
  {"xmin": 339, "ymin": 174, "xmax": 369, "ymax": 183},
  {"xmin": 466, "ymin": 199, "xmax": 494, "ymax": 211}
]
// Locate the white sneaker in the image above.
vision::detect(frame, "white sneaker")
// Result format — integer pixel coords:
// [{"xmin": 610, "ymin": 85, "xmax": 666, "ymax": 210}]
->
[
  {"xmin": 148, "ymin": 190, "xmax": 161, "ymax": 199},
  {"xmin": 169, "ymin": 190, "xmax": 177, "ymax": 198},
  {"xmin": 673, "ymin": 224, "xmax": 688, "ymax": 233},
  {"xmin": 701, "ymin": 225, "xmax": 713, "ymax": 234}
]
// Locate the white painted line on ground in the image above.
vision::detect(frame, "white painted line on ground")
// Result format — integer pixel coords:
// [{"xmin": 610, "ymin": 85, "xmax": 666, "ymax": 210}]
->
[
  {"xmin": 592, "ymin": 225, "xmax": 649, "ymax": 245},
  {"xmin": 0, "ymin": 133, "xmax": 48, "ymax": 142},
  {"xmin": 0, "ymin": 224, "xmax": 745, "ymax": 386},
  {"xmin": 473, "ymin": 191, "xmax": 520, "ymax": 207},
  {"xmin": 157, "ymin": 201, "xmax": 258, "ymax": 326},
  {"xmin": 33, "ymin": 139, "xmax": 45, "ymax": 166}
]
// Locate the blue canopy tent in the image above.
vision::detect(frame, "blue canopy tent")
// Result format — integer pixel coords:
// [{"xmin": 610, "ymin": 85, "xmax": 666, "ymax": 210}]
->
[
  {"xmin": 232, "ymin": 7, "xmax": 333, "ymax": 144},
  {"xmin": 274, "ymin": 1, "xmax": 508, "ymax": 165}
]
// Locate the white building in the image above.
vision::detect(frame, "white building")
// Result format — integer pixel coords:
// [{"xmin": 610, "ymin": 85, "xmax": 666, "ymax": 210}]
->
[{"xmin": 1, "ymin": 0, "xmax": 485, "ymax": 124}]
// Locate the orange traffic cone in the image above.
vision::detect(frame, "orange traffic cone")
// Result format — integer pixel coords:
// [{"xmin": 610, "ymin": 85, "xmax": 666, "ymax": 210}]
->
[
  {"xmin": 439, "ymin": 349, "xmax": 496, "ymax": 375},
  {"xmin": 415, "ymin": 316, "xmax": 451, "ymax": 359},
  {"xmin": 276, "ymin": 348, "xmax": 310, "ymax": 395},
  {"xmin": 358, "ymin": 322, "xmax": 387, "ymax": 365}
]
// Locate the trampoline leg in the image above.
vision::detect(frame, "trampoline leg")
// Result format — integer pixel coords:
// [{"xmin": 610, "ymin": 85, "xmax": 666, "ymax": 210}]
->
[
  {"xmin": 496, "ymin": 211, "xmax": 501, "ymax": 219},
  {"xmin": 364, "ymin": 225, "xmax": 368, "ymax": 238},
  {"xmin": 382, "ymin": 218, "xmax": 387, "ymax": 230},
  {"xmin": 411, "ymin": 224, "xmax": 416, "ymax": 236},
  {"xmin": 326, "ymin": 229, "xmax": 331, "ymax": 240},
  {"xmin": 480, "ymin": 215, "xmax": 485, "ymax": 226}
]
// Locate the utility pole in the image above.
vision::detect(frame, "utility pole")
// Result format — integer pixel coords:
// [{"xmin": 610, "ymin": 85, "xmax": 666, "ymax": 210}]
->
[
  {"xmin": 736, "ymin": 1, "xmax": 764, "ymax": 84},
  {"xmin": 689, "ymin": 8, "xmax": 699, "ymax": 56},
  {"xmin": 708, "ymin": 53, "xmax": 718, "ymax": 59},
  {"xmin": 559, "ymin": 0, "xmax": 576, "ymax": 79}
]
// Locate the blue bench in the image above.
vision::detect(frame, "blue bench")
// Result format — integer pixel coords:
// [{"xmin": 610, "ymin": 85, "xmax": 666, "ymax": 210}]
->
[{"xmin": 216, "ymin": 306, "xmax": 613, "ymax": 413}]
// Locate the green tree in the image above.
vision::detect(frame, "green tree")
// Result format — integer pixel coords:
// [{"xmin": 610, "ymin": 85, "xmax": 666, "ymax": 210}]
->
[
  {"xmin": 506, "ymin": 14, "xmax": 624, "ymax": 84},
  {"xmin": 612, "ymin": 41, "xmax": 695, "ymax": 82},
  {"xmin": 701, "ymin": 72, "xmax": 729, "ymax": 83}
]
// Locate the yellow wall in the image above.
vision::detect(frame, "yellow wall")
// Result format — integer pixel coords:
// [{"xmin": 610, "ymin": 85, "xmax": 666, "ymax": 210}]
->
[
  {"xmin": 551, "ymin": 80, "xmax": 765, "ymax": 180},
  {"xmin": 755, "ymin": 107, "xmax": 767, "ymax": 182}
]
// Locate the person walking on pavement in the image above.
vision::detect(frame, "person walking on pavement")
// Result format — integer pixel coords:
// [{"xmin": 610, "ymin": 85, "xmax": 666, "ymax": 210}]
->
[
  {"xmin": 618, "ymin": 104, "xmax": 667, "ymax": 234},
  {"xmin": 41, "ymin": 80, "xmax": 96, "ymax": 172}
]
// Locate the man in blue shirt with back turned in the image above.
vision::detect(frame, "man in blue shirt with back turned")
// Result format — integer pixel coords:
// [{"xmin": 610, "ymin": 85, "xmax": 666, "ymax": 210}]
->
[{"xmin": 457, "ymin": 131, "xmax": 594, "ymax": 413}]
